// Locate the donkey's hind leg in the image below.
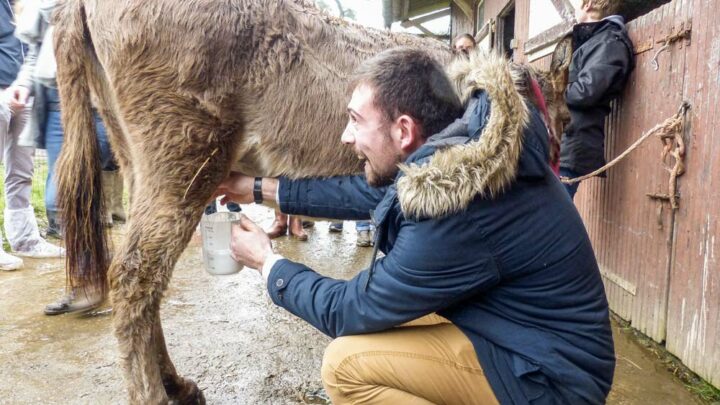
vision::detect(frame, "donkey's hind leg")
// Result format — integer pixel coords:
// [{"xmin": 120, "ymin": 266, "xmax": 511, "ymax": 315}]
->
[
  {"xmin": 110, "ymin": 190, "xmax": 215, "ymax": 404},
  {"xmin": 108, "ymin": 113, "xmax": 238, "ymax": 403},
  {"xmin": 155, "ymin": 317, "xmax": 205, "ymax": 404}
]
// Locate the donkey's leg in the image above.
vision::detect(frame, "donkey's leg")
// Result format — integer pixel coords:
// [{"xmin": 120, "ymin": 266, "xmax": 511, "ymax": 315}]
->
[
  {"xmin": 110, "ymin": 199, "xmax": 207, "ymax": 404},
  {"xmin": 154, "ymin": 317, "xmax": 205, "ymax": 404},
  {"xmin": 107, "ymin": 103, "xmax": 238, "ymax": 403}
]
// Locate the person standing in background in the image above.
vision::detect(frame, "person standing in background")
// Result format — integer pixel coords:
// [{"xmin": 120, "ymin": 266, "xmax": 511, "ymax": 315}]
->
[
  {"xmin": 14, "ymin": 0, "xmax": 119, "ymax": 314},
  {"xmin": 0, "ymin": 0, "xmax": 64, "ymax": 271},
  {"xmin": 559, "ymin": 0, "xmax": 635, "ymax": 198}
]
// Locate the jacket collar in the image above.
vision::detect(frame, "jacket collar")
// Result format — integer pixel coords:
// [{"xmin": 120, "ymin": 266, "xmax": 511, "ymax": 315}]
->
[
  {"xmin": 572, "ymin": 15, "xmax": 626, "ymax": 49},
  {"xmin": 395, "ymin": 51, "xmax": 530, "ymax": 220}
]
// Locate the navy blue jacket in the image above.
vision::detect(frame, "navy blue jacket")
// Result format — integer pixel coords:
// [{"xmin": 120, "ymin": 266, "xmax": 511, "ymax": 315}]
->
[
  {"xmin": 271, "ymin": 93, "xmax": 615, "ymax": 404},
  {"xmin": 0, "ymin": 1, "xmax": 22, "ymax": 88}
]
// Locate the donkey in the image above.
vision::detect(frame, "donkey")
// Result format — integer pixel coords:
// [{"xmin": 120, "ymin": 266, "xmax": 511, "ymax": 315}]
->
[
  {"xmin": 53, "ymin": 0, "xmax": 572, "ymax": 402},
  {"xmin": 53, "ymin": 0, "xmax": 451, "ymax": 403}
]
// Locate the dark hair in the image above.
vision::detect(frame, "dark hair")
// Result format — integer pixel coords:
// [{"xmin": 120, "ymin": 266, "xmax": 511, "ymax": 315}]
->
[{"xmin": 350, "ymin": 48, "xmax": 464, "ymax": 139}]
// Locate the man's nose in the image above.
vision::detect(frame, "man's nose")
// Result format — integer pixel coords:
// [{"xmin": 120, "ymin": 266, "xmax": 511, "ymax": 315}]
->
[{"xmin": 341, "ymin": 125, "xmax": 355, "ymax": 145}]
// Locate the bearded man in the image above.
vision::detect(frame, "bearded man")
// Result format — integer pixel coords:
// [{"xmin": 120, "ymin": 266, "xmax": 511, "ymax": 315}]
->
[{"xmin": 215, "ymin": 48, "xmax": 615, "ymax": 404}]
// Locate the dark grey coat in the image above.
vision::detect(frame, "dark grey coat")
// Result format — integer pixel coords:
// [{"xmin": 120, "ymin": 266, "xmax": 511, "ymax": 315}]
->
[{"xmin": 559, "ymin": 16, "xmax": 635, "ymax": 176}]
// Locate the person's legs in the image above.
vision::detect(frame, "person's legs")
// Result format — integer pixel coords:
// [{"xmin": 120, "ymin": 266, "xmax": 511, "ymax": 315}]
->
[
  {"xmin": 267, "ymin": 210, "xmax": 288, "ymax": 239},
  {"xmin": 3, "ymin": 94, "xmax": 63, "ymax": 257},
  {"xmin": 288, "ymin": 215, "xmax": 308, "ymax": 241},
  {"xmin": 95, "ymin": 113, "xmax": 128, "ymax": 223},
  {"xmin": 322, "ymin": 316, "xmax": 499, "ymax": 405},
  {"xmin": 44, "ymin": 109, "xmax": 64, "ymax": 236},
  {"xmin": 355, "ymin": 221, "xmax": 374, "ymax": 247},
  {"xmin": 559, "ymin": 167, "xmax": 581, "ymax": 200},
  {"xmin": 0, "ymin": 94, "xmax": 23, "ymax": 270}
]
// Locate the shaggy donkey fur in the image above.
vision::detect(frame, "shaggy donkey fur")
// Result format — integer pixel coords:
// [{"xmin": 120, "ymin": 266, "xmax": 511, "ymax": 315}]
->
[
  {"xmin": 53, "ymin": 1, "xmax": 450, "ymax": 404},
  {"xmin": 52, "ymin": 0, "xmax": 571, "ymax": 403}
]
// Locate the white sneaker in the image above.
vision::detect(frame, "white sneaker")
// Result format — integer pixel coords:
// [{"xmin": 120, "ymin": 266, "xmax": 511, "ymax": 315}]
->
[
  {"xmin": 0, "ymin": 249, "xmax": 23, "ymax": 271},
  {"xmin": 14, "ymin": 239, "xmax": 65, "ymax": 258}
]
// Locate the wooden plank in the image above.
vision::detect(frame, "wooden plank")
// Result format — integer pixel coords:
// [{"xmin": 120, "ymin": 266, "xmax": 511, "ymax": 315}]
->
[
  {"xmin": 667, "ymin": 0, "xmax": 720, "ymax": 387},
  {"xmin": 400, "ymin": 7, "xmax": 451, "ymax": 27}
]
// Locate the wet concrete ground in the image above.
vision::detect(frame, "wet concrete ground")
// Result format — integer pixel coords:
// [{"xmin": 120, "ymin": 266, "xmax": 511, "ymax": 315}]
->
[{"xmin": 0, "ymin": 205, "xmax": 708, "ymax": 404}]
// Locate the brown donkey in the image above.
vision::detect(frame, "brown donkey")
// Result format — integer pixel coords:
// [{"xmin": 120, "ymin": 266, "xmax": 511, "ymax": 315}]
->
[
  {"xmin": 53, "ymin": 0, "xmax": 451, "ymax": 403},
  {"xmin": 53, "ymin": 0, "xmax": 572, "ymax": 403}
]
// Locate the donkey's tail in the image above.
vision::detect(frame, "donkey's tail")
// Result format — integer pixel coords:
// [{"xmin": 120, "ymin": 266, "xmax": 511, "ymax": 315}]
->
[{"xmin": 53, "ymin": 0, "xmax": 109, "ymax": 296}]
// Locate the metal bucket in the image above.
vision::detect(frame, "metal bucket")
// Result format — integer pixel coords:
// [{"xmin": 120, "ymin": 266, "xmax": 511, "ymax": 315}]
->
[{"xmin": 200, "ymin": 212, "xmax": 243, "ymax": 275}]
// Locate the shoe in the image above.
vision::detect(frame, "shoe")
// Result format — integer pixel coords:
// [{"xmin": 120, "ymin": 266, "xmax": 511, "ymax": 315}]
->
[
  {"xmin": 356, "ymin": 229, "xmax": 374, "ymax": 247},
  {"xmin": 14, "ymin": 239, "xmax": 65, "ymax": 258},
  {"xmin": 44, "ymin": 288, "xmax": 103, "ymax": 316},
  {"xmin": 328, "ymin": 222, "xmax": 344, "ymax": 233},
  {"xmin": 0, "ymin": 249, "xmax": 23, "ymax": 271},
  {"xmin": 46, "ymin": 211, "xmax": 63, "ymax": 239},
  {"xmin": 45, "ymin": 227, "xmax": 62, "ymax": 239}
]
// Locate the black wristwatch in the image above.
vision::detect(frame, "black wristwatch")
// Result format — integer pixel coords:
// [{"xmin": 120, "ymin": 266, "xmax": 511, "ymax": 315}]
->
[{"xmin": 253, "ymin": 177, "xmax": 263, "ymax": 204}]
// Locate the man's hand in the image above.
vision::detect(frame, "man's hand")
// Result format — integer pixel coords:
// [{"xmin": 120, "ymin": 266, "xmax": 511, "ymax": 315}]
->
[
  {"xmin": 230, "ymin": 214, "xmax": 274, "ymax": 271},
  {"xmin": 7, "ymin": 85, "xmax": 30, "ymax": 115},
  {"xmin": 212, "ymin": 172, "xmax": 279, "ymax": 208},
  {"xmin": 213, "ymin": 172, "xmax": 255, "ymax": 205}
]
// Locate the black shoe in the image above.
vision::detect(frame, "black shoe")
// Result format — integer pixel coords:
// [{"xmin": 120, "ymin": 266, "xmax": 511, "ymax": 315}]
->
[
  {"xmin": 328, "ymin": 222, "xmax": 344, "ymax": 233},
  {"xmin": 46, "ymin": 213, "xmax": 63, "ymax": 239}
]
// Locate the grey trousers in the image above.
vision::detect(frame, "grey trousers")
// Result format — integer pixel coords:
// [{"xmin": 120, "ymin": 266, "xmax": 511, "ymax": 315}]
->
[{"xmin": 0, "ymin": 89, "xmax": 34, "ymax": 210}]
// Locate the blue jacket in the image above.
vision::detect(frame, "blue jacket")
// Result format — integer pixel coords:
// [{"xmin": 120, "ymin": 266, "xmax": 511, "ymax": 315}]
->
[
  {"xmin": 0, "ymin": 0, "xmax": 23, "ymax": 87},
  {"xmin": 271, "ymin": 56, "xmax": 614, "ymax": 404}
]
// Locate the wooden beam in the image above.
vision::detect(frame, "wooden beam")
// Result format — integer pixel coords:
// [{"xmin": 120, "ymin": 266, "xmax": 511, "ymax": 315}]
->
[
  {"xmin": 401, "ymin": 19, "xmax": 437, "ymax": 37},
  {"xmin": 400, "ymin": 7, "xmax": 450, "ymax": 28},
  {"xmin": 524, "ymin": 19, "xmax": 573, "ymax": 54}
]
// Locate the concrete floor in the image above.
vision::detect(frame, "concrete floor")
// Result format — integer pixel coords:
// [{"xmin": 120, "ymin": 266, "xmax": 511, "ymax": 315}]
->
[{"xmin": 0, "ymin": 205, "xmax": 707, "ymax": 404}]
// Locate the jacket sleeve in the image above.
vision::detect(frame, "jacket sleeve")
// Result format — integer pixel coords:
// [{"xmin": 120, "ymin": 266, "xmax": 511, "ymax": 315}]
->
[
  {"xmin": 278, "ymin": 175, "xmax": 386, "ymax": 220},
  {"xmin": 11, "ymin": 44, "xmax": 38, "ymax": 90},
  {"xmin": 265, "ymin": 216, "xmax": 501, "ymax": 338},
  {"xmin": 565, "ymin": 39, "xmax": 632, "ymax": 108}
]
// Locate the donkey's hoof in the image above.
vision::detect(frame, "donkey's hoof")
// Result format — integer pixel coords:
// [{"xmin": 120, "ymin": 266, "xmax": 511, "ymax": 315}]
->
[{"xmin": 166, "ymin": 377, "xmax": 205, "ymax": 405}]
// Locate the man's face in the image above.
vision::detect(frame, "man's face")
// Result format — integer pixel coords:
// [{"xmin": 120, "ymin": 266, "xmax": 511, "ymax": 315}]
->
[
  {"xmin": 454, "ymin": 37, "xmax": 475, "ymax": 54},
  {"xmin": 341, "ymin": 84, "xmax": 402, "ymax": 187}
]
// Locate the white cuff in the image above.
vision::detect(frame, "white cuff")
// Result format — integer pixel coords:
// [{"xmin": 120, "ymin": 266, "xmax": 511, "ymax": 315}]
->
[{"xmin": 261, "ymin": 253, "xmax": 285, "ymax": 280}]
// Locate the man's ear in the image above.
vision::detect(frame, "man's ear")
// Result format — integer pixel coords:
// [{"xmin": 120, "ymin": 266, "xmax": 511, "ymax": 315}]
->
[{"xmin": 395, "ymin": 115, "xmax": 423, "ymax": 152}]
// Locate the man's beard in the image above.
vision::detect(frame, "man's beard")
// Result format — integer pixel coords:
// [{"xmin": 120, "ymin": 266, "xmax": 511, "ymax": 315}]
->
[{"xmin": 365, "ymin": 155, "xmax": 400, "ymax": 187}]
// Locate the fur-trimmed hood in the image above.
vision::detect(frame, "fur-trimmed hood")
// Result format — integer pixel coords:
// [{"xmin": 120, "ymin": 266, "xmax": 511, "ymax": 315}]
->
[{"xmin": 396, "ymin": 51, "xmax": 531, "ymax": 219}]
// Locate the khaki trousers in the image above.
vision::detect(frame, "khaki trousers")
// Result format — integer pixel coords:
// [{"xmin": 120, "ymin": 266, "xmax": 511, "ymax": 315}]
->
[{"xmin": 321, "ymin": 314, "xmax": 499, "ymax": 405}]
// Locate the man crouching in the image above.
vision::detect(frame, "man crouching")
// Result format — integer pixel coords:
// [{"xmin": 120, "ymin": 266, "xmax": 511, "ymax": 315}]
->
[{"xmin": 216, "ymin": 48, "xmax": 614, "ymax": 404}]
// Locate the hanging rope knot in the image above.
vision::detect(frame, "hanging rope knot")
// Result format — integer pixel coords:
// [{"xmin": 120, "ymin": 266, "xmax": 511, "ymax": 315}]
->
[{"xmin": 561, "ymin": 101, "xmax": 690, "ymax": 212}]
